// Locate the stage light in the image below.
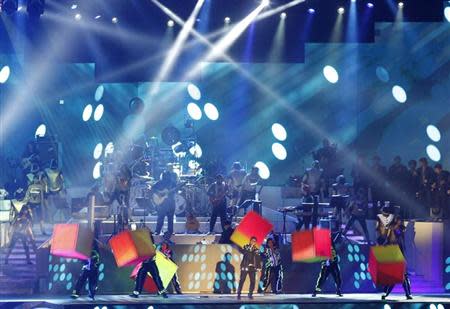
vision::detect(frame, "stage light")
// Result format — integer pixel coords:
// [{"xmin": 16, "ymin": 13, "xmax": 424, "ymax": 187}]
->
[
  {"xmin": 94, "ymin": 85, "xmax": 104, "ymax": 102},
  {"xmin": 392, "ymin": 85, "xmax": 407, "ymax": 103},
  {"xmin": 375, "ymin": 66, "xmax": 389, "ymax": 82},
  {"xmin": 398, "ymin": 2, "xmax": 404, "ymax": 8},
  {"xmin": 167, "ymin": 19, "xmax": 175, "ymax": 27},
  {"xmin": 437, "ymin": 305, "xmax": 445, "ymax": 309},
  {"xmin": 0, "ymin": 66, "xmax": 11, "ymax": 84},
  {"xmin": 92, "ymin": 162, "xmax": 103, "ymax": 179},
  {"xmin": 308, "ymin": 8, "xmax": 315, "ymax": 13},
  {"xmin": 254, "ymin": 161, "xmax": 270, "ymax": 179},
  {"xmin": 445, "ymin": 7, "xmax": 450, "ymax": 22},
  {"xmin": 187, "ymin": 102, "xmax": 202, "ymax": 120},
  {"xmin": 338, "ymin": 7, "xmax": 345, "ymax": 14},
  {"xmin": 35, "ymin": 124, "xmax": 46, "ymax": 137},
  {"xmin": 104, "ymin": 142, "xmax": 114, "ymax": 157},
  {"xmin": 323, "ymin": 65, "xmax": 339, "ymax": 84},
  {"xmin": 17, "ymin": 5, "xmax": 22, "ymax": 11},
  {"xmin": 224, "ymin": 17, "xmax": 231, "ymax": 24},
  {"xmin": 272, "ymin": 142, "xmax": 287, "ymax": 160},
  {"xmin": 271, "ymin": 123, "xmax": 287, "ymax": 141},
  {"xmin": 93, "ymin": 143, "xmax": 103, "ymax": 160},
  {"xmin": 1, "ymin": 0, "xmax": 18, "ymax": 15},
  {"xmin": 384, "ymin": 304, "xmax": 392, "ymax": 309},
  {"xmin": 262, "ymin": 0, "xmax": 270, "ymax": 7},
  {"xmin": 74, "ymin": 13, "xmax": 81, "ymax": 20},
  {"xmin": 189, "ymin": 143, "xmax": 203, "ymax": 158},
  {"xmin": 367, "ymin": 2, "xmax": 374, "ymax": 8},
  {"xmin": 351, "ymin": 0, "xmax": 356, "ymax": 2},
  {"xmin": 59, "ymin": 99, "xmax": 64, "ymax": 105},
  {"xmin": 93, "ymin": 104, "xmax": 104, "ymax": 121},
  {"xmin": 204, "ymin": 103, "xmax": 219, "ymax": 121},
  {"xmin": 95, "ymin": 15, "xmax": 101, "ymax": 19},
  {"xmin": 82, "ymin": 104, "xmax": 93, "ymax": 121},
  {"xmin": 430, "ymin": 305, "xmax": 437, "ymax": 309},
  {"xmin": 27, "ymin": 0, "xmax": 45, "ymax": 17},
  {"xmin": 187, "ymin": 83, "xmax": 202, "ymax": 100},
  {"xmin": 280, "ymin": 12, "xmax": 286, "ymax": 19},
  {"xmin": 111, "ymin": 17, "xmax": 118, "ymax": 23},
  {"xmin": 426, "ymin": 125, "xmax": 441, "ymax": 142},
  {"xmin": 70, "ymin": 4, "xmax": 77, "ymax": 10},
  {"xmin": 426, "ymin": 145, "xmax": 441, "ymax": 162}
]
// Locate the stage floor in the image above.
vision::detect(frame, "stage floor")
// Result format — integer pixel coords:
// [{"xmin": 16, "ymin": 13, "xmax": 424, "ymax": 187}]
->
[{"xmin": 1, "ymin": 293, "xmax": 450, "ymax": 308}]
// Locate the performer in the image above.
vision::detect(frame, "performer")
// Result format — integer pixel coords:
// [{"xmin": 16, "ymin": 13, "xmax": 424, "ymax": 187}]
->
[
  {"xmin": 342, "ymin": 188, "xmax": 371, "ymax": 244},
  {"xmin": 130, "ymin": 231, "xmax": 167, "ymax": 298},
  {"xmin": 159, "ymin": 241, "xmax": 182, "ymax": 294},
  {"xmin": 25, "ymin": 175, "xmax": 47, "ymax": 235},
  {"xmin": 71, "ymin": 246, "xmax": 100, "ymax": 300},
  {"xmin": 43, "ymin": 159, "xmax": 66, "ymax": 222},
  {"xmin": 207, "ymin": 174, "xmax": 228, "ymax": 234},
  {"xmin": 331, "ymin": 175, "xmax": 350, "ymax": 225},
  {"xmin": 227, "ymin": 162, "xmax": 247, "ymax": 208},
  {"xmin": 302, "ymin": 160, "xmax": 324, "ymax": 197},
  {"xmin": 218, "ymin": 220, "xmax": 234, "ymax": 244},
  {"xmin": 237, "ymin": 236, "xmax": 260, "ymax": 300},
  {"xmin": 152, "ymin": 171, "xmax": 177, "ymax": 236},
  {"xmin": 296, "ymin": 184, "xmax": 314, "ymax": 230},
  {"xmin": 376, "ymin": 206, "xmax": 412, "ymax": 300},
  {"xmin": 4, "ymin": 204, "xmax": 37, "ymax": 265},
  {"xmin": 261, "ymin": 238, "xmax": 283, "ymax": 294},
  {"xmin": 238, "ymin": 167, "xmax": 261, "ymax": 210},
  {"xmin": 312, "ymin": 233, "xmax": 343, "ymax": 297}
]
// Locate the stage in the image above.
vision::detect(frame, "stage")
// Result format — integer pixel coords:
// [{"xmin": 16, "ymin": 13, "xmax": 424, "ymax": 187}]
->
[{"xmin": 1, "ymin": 293, "xmax": 449, "ymax": 308}]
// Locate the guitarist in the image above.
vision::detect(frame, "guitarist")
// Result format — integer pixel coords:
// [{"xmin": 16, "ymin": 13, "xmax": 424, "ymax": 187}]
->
[
  {"xmin": 207, "ymin": 174, "xmax": 228, "ymax": 234},
  {"xmin": 153, "ymin": 171, "xmax": 177, "ymax": 236}
]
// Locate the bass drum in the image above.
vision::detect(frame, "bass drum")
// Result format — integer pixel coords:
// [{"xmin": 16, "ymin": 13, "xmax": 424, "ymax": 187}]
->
[{"xmin": 174, "ymin": 194, "xmax": 187, "ymax": 217}]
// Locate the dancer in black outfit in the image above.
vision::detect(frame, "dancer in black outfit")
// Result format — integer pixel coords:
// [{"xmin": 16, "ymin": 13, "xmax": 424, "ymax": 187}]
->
[
  {"xmin": 312, "ymin": 233, "xmax": 343, "ymax": 297},
  {"xmin": 376, "ymin": 206, "xmax": 412, "ymax": 300},
  {"xmin": 237, "ymin": 236, "xmax": 260, "ymax": 300},
  {"xmin": 71, "ymin": 247, "xmax": 100, "ymax": 300},
  {"xmin": 130, "ymin": 231, "xmax": 167, "ymax": 298},
  {"xmin": 207, "ymin": 174, "xmax": 228, "ymax": 234}
]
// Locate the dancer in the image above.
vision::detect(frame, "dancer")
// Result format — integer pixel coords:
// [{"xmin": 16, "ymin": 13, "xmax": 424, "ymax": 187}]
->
[
  {"xmin": 71, "ymin": 245, "xmax": 100, "ymax": 300},
  {"xmin": 130, "ymin": 231, "xmax": 167, "ymax": 298},
  {"xmin": 5, "ymin": 204, "xmax": 37, "ymax": 265},
  {"xmin": 376, "ymin": 206, "xmax": 412, "ymax": 300},
  {"xmin": 312, "ymin": 233, "xmax": 343, "ymax": 297},
  {"xmin": 237, "ymin": 236, "xmax": 260, "ymax": 300},
  {"xmin": 261, "ymin": 238, "xmax": 283, "ymax": 294},
  {"xmin": 159, "ymin": 241, "xmax": 182, "ymax": 294}
]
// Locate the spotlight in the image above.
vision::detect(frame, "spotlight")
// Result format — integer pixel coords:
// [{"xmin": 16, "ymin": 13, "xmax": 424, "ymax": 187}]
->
[
  {"xmin": 351, "ymin": 0, "xmax": 356, "ymax": 2},
  {"xmin": 398, "ymin": 2, "xmax": 404, "ymax": 8},
  {"xmin": 308, "ymin": 8, "xmax": 315, "ymax": 14},
  {"xmin": 367, "ymin": 2, "xmax": 374, "ymax": 8},
  {"xmin": 70, "ymin": 3, "xmax": 77, "ymax": 10},
  {"xmin": 280, "ymin": 12, "xmax": 286, "ymax": 19},
  {"xmin": 74, "ymin": 13, "xmax": 81, "ymax": 20},
  {"xmin": 224, "ymin": 16, "xmax": 230, "ymax": 24},
  {"xmin": 167, "ymin": 19, "xmax": 174, "ymax": 27},
  {"xmin": 94, "ymin": 15, "xmax": 101, "ymax": 19},
  {"xmin": 111, "ymin": 16, "xmax": 118, "ymax": 23},
  {"xmin": 1, "ymin": 0, "xmax": 18, "ymax": 15},
  {"xmin": 17, "ymin": 5, "xmax": 22, "ymax": 11},
  {"xmin": 262, "ymin": 0, "xmax": 270, "ymax": 7},
  {"xmin": 27, "ymin": 0, "xmax": 45, "ymax": 18},
  {"xmin": 337, "ymin": 7, "xmax": 345, "ymax": 14}
]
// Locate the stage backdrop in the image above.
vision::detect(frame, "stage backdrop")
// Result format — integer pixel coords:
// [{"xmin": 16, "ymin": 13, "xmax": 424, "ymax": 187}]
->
[
  {"xmin": 1, "ymin": 22, "xmax": 449, "ymax": 187},
  {"xmin": 37, "ymin": 243, "xmax": 381, "ymax": 295}
]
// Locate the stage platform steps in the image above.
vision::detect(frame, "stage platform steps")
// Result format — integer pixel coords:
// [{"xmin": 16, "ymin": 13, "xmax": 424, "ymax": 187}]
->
[{"xmin": 0, "ymin": 224, "xmax": 54, "ymax": 296}]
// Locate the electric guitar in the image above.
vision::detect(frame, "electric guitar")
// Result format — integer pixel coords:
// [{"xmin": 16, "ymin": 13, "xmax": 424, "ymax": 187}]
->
[{"xmin": 151, "ymin": 182, "xmax": 186, "ymax": 207}]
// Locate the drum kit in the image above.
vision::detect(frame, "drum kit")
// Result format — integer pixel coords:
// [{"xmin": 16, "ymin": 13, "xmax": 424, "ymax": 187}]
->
[{"xmin": 102, "ymin": 126, "xmax": 211, "ymax": 217}]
